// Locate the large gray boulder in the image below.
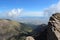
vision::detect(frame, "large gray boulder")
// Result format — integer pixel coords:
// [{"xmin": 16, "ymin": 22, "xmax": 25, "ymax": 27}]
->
[
  {"xmin": 26, "ymin": 36, "xmax": 35, "ymax": 40},
  {"xmin": 47, "ymin": 13, "xmax": 60, "ymax": 40}
]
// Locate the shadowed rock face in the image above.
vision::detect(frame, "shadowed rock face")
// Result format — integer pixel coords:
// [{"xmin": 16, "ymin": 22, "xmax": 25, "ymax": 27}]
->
[
  {"xmin": 32, "ymin": 24, "xmax": 48, "ymax": 40},
  {"xmin": 47, "ymin": 13, "xmax": 60, "ymax": 40}
]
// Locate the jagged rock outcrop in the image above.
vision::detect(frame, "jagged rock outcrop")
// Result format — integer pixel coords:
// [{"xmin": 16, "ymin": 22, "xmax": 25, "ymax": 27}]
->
[
  {"xmin": 47, "ymin": 13, "xmax": 60, "ymax": 40},
  {"xmin": 0, "ymin": 19, "xmax": 33, "ymax": 40}
]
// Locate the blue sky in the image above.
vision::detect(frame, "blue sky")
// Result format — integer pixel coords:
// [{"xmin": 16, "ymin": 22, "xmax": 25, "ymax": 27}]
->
[
  {"xmin": 0, "ymin": 0, "xmax": 58, "ymax": 11},
  {"xmin": 0, "ymin": 0, "xmax": 59, "ymax": 18}
]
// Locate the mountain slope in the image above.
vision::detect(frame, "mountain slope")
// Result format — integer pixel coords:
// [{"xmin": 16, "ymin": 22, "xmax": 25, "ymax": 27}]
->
[{"xmin": 0, "ymin": 19, "xmax": 33, "ymax": 40}]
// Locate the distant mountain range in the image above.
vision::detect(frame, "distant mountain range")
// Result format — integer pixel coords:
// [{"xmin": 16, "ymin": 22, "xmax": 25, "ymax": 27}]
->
[
  {"xmin": 15, "ymin": 17, "xmax": 48, "ymax": 25},
  {"xmin": 0, "ymin": 16, "xmax": 49, "ymax": 25}
]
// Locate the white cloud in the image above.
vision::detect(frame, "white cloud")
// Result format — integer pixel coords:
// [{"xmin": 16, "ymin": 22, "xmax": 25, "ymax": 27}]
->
[
  {"xmin": 7, "ymin": 8, "xmax": 45, "ymax": 17},
  {"xmin": 8, "ymin": 8, "xmax": 23, "ymax": 17},
  {"xmin": 44, "ymin": 1, "xmax": 60, "ymax": 17}
]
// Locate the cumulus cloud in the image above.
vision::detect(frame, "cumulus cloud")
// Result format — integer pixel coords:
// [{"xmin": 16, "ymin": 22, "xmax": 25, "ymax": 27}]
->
[
  {"xmin": 44, "ymin": 1, "xmax": 60, "ymax": 17},
  {"xmin": 8, "ymin": 8, "xmax": 23, "ymax": 17}
]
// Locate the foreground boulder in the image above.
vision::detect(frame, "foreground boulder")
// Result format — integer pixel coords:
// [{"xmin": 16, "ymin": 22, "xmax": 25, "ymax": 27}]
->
[
  {"xmin": 0, "ymin": 19, "xmax": 33, "ymax": 40},
  {"xmin": 26, "ymin": 36, "xmax": 35, "ymax": 40},
  {"xmin": 47, "ymin": 13, "xmax": 60, "ymax": 40}
]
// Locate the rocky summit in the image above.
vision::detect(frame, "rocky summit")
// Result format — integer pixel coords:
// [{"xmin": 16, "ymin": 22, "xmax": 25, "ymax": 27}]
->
[{"xmin": 47, "ymin": 13, "xmax": 60, "ymax": 40}]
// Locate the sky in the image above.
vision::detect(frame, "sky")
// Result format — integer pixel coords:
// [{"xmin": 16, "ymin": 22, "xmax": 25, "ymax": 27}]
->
[{"xmin": 0, "ymin": 0, "xmax": 60, "ymax": 18}]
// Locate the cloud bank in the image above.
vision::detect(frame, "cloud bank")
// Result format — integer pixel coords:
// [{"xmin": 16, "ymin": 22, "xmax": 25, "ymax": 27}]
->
[
  {"xmin": 8, "ymin": 8, "xmax": 23, "ymax": 17},
  {"xmin": 44, "ymin": 1, "xmax": 60, "ymax": 17}
]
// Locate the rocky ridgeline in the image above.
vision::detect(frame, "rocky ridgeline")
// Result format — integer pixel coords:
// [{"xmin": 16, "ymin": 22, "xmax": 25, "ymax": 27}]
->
[
  {"xmin": 48, "ymin": 13, "xmax": 60, "ymax": 40},
  {"xmin": 0, "ymin": 19, "xmax": 33, "ymax": 40}
]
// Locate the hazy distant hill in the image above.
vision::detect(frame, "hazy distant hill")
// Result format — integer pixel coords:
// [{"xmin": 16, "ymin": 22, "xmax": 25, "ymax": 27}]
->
[{"xmin": 15, "ymin": 17, "xmax": 48, "ymax": 25}]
